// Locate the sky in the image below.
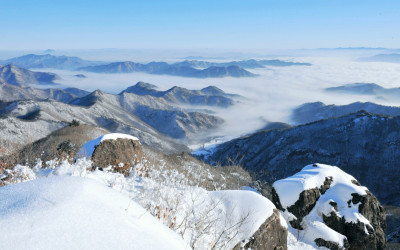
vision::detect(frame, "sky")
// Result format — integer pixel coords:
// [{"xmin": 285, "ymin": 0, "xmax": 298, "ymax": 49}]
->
[{"xmin": 1, "ymin": 0, "xmax": 400, "ymax": 50}]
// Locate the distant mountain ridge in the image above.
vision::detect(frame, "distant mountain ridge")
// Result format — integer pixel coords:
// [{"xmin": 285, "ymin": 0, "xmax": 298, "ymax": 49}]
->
[
  {"xmin": 0, "ymin": 53, "xmax": 312, "ymax": 78},
  {"xmin": 173, "ymin": 59, "xmax": 312, "ymax": 69},
  {"xmin": 291, "ymin": 101, "xmax": 400, "ymax": 124},
  {"xmin": 0, "ymin": 64, "xmax": 60, "ymax": 87},
  {"xmin": 358, "ymin": 53, "xmax": 400, "ymax": 63},
  {"xmin": 326, "ymin": 82, "xmax": 400, "ymax": 101},
  {"xmin": 79, "ymin": 62, "xmax": 257, "ymax": 78}
]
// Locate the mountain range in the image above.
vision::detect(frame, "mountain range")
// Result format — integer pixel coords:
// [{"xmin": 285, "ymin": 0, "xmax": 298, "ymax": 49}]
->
[
  {"xmin": 326, "ymin": 82, "xmax": 400, "ymax": 101},
  {"xmin": 0, "ymin": 54, "xmax": 312, "ymax": 79},
  {"xmin": 0, "ymin": 78, "xmax": 241, "ymax": 153},
  {"xmin": 291, "ymin": 101, "xmax": 400, "ymax": 124},
  {"xmin": 172, "ymin": 59, "xmax": 312, "ymax": 69},
  {"xmin": 79, "ymin": 62, "xmax": 257, "ymax": 78}
]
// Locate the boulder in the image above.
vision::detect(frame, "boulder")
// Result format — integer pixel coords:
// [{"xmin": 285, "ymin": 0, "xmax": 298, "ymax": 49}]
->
[
  {"xmin": 272, "ymin": 163, "xmax": 386, "ymax": 250},
  {"xmin": 77, "ymin": 133, "xmax": 143, "ymax": 176}
]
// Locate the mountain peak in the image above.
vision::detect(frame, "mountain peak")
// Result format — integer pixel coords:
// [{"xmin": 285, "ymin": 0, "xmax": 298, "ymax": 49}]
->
[
  {"xmin": 200, "ymin": 86, "xmax": 225, "ymax": 95},
  {"xmin": 120, "ymin": 81, "xmax": 159, "ymax": 95}
]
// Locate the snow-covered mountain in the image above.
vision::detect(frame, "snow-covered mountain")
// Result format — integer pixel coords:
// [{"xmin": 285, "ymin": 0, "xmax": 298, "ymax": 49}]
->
[
  {"xmin": 0, "ymin": 81, "xmax": 78, "ymax": 103},
  {"xmin": 200, "ymin": 110, "xmax": 400, "ymax": 206},
  {"xmin": 0, "ymin": 81, "xmax": 242, "ymax": 154},
  {"xmin": 121, "ymin": 81, "xmax": 240, "ymax": 107},
  {"xmin": 0, "ymin": 64, "xmax": 60, "ymax": 86}
]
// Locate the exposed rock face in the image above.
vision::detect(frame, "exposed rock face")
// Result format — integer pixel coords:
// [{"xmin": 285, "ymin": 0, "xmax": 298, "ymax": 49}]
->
[
  {"xmin": 272, "ymin": 164, "xmax": 386, "ymax": 250},
  {"xmin": 91, "ymin": 138, "xmax": 143, "ymax": 176},
  {"xmin": 235, "ymin": 209, "xmax": 287, "ymax": 250}
]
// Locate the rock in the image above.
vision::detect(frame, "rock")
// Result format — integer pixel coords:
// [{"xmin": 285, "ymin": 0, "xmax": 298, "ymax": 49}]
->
[
  {"xmin": 235, "ymin": 208, "xmax": 287, "ymax": 250},
  {"xmin": 77, "ymin": 133, "xmax": 144, "ymax": 176},
  {"xmin": 272, "ymin": 163, "xmax": 386, "ymax": 250}
]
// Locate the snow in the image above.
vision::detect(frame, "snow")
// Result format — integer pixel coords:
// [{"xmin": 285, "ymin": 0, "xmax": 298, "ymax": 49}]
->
[
  {"xmin": 0, "ymin": 157, "xmax": 281, "ymax": 249},
  {"xmin": 0, "ymin": 176, "xmax": 188, "ymax": 250},
  {"xmin": 76, "ymin": 133, "xmax": 139, "ymax": 158},
  {"xmin": 273, "ymin": 163, "xmax": 367, "ymax": 208},
  {"xmin": 274, "ymin": 163, "xmax": 372, "ymax": 248}
]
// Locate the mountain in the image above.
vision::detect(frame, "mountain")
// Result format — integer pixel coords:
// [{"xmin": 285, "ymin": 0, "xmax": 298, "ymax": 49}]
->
[
  {"xmin": 79, "ymin": 61, "xmax": 257, "ymax": 78},
  {"xmin": 358, "ymin": 53, "xmax": 400, "ymax": 63},
  {"xmin": 200, "ymin": 110, "xmax": 400, "ymax": 206},
  {"xmin": 173, "ymin": 59, "xmax": 312, "ymax": 69},
  {"xmin": 326, "ymin": 83, "xmax": 400, "ymax": 100},
  {"xmin": 63, "ymin": 87, "xmax": 90, "ymax": 97},
  {"xmin": 0, "ymin": 83, "xmax": 234, "ymax": 153},
  {"xmin": 0, "ymin": 81, "xmax": 88, "ymax": 103},
  {"xmin": 121, "ymin": 82, "xmax": 239, "ymax": 107},
  {"xmin": 0, "ymin": 54, "xmax": 102, "ymax": 70},
  {"xmin": 70, "ymin": 89, "xmax": 224, "ymax": 141},
  {"xmin": 291, "ymin": 101, "xmax": 400, "ymax": 124},
  {"xmin": 0, "ymin": 64, "xmax": 60, "ymax": 86},
  {"xmin": 258, "ymin": 59, "xmax": 312, "ymax": 67}
]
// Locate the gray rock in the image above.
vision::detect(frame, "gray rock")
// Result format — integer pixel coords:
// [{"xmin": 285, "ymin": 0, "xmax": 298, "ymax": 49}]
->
[{"xmin": 91, "ymin": 138, "xmax": 143, "ymax": 176}]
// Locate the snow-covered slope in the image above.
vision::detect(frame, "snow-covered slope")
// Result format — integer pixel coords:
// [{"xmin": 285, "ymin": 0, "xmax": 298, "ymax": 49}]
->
[
  {"xmin": 0, "ymin": 176, "xmax": 188, "ymax": 250},
  {"xmin": 0, "ymin": 151, "xmax": 287, "ymax": 250}
]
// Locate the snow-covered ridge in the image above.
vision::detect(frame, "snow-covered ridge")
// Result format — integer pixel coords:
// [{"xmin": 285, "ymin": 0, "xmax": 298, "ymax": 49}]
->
[{"xmin": 76, "ymin": 133, "xmax": 139, "ymax": 158}]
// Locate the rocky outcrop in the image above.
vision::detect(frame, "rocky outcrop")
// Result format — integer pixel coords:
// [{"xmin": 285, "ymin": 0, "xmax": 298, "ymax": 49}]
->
[
  {"xmin": 91, "ymin": 138, "xmax": 143, "ymax": 176},
  {"xmin": 76, "ymin": 134, "xmax": 145, "ymax": 176},
  {"xmin": 235, "ymin": 209, "xmax": 287, "ymax": 250},
  {"xmin": 272, "ymin": 163, "xmax": 386, "ymax": 250}
]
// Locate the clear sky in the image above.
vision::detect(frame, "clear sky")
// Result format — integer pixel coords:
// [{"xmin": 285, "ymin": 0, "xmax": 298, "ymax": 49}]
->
[{"xmin": 1, "ymin": 0, "xmax": 399, "ymax": 50}]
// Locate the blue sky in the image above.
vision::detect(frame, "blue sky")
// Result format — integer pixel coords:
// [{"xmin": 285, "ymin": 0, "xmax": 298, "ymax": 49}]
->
[{"xmin": 1, "ymin": 0, "xmax": 399, "ymax": 50}]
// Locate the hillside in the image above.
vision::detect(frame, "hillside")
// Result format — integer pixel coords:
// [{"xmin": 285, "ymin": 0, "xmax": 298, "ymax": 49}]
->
[
  {"xmin": 0, "ymin": 64, "xmax": 60, "ymax": 86},
  {"xmin": 201, "ymin": 110, "xmax": 400, "ymax": 206}
]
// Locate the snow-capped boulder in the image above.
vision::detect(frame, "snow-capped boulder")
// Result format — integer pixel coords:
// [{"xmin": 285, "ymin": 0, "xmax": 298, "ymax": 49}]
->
[
  {"xmin": 76, "ymin": 133, "xmax": 142, "ymax": 176},
  {"xmin": 272, "ymin": 163, "xmax": 386, "ymax": 250}
]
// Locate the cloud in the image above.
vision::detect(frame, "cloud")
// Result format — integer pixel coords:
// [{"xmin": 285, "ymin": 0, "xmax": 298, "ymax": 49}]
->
[{"xmin": 36, "ymin": 56, "xmax": 400, "ymax": 145}]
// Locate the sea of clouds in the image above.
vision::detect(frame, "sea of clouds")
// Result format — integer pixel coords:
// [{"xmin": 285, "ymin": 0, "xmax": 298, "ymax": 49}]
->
[{"xmin": 33, "ymin": 55, "xmax": 400, "ymax": 143}]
